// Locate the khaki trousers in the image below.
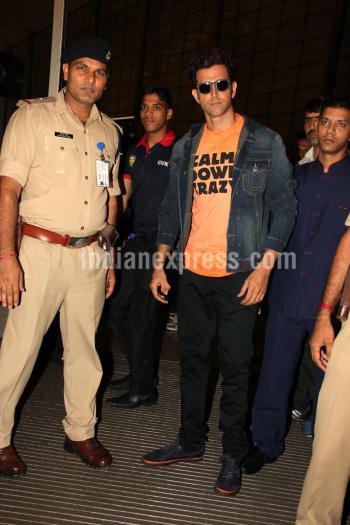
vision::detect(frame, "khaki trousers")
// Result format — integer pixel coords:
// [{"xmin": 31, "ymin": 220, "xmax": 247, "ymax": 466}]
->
[
  {"xmin": 0, "ymin": 236, "xmax": 108, "ymax": 448},
  {"xmin": 296, "ymin": 318, "xmax": 350, "ymax": 525}
]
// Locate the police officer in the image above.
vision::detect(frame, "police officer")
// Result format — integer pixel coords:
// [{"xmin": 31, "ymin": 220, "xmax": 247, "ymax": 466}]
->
[{"xmin": 0, "ymin": 36, "xmax": 120, "ymax": 476}]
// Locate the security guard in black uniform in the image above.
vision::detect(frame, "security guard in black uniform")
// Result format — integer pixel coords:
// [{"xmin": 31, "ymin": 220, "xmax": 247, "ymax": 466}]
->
[{"xmin": 107, "ymin": 86, "xmax": 175, "ymax": 408}]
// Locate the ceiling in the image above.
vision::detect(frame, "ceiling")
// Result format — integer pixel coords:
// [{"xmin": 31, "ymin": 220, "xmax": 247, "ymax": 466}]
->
[{"xmin": 0, "ymin": 0, "xmax": 88, "ymax": 51}]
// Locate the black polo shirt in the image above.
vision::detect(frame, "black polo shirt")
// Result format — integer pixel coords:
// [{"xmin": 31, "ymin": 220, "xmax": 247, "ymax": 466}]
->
[{"xmin": 123, "ymin": 130, "xmax": 176, "ymax": 234}]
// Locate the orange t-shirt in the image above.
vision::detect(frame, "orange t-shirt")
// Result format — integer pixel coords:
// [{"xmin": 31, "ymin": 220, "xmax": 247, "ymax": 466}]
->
[{"xmin": 185, "ymin": 114, "xmax": 244, "ymax": 277}]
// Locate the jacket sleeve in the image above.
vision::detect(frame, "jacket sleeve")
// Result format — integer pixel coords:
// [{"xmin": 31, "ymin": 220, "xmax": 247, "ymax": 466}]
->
[
  {"xmin": 157, "ymin": 141, "xmax": 182, "ymax": 248},
  {"xmin": 263, "ymin": 133, "xmax": 297, "ymax": 252}
]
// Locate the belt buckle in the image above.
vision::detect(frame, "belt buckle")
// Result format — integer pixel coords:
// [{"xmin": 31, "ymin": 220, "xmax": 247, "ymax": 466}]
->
[{"xmin": 66, "ymin": 236, "xmax": 87, "ymax": 248}]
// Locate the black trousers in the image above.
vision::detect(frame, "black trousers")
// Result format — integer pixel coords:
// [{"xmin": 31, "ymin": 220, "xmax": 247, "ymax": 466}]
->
[
  {"xmin": 177, "ymin": 270, "xmax": 258, "ymax": 461},
  {"xmin": 109, "ymin": 237, "xmax": 157, "ymax": 396}
]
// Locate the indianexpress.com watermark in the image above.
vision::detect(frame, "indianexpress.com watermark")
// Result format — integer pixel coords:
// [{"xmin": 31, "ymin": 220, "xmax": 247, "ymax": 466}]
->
[{"xmin": 80, "ymin": 249, "xmax": 297, "ymax": 272}]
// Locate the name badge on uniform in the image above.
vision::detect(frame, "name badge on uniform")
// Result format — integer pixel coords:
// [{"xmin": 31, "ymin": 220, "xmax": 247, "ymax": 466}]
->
[
  {"xmin": 96, "ymin": 159, "xmax": 111, "ymax": 187},
  {"xmin": 95, "ymin": 141, "xmax": 111, "ymax": 188}
]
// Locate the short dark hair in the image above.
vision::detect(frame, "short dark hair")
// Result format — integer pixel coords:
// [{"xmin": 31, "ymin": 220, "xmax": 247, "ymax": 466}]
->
[
  {"xmin": 304, "ymin": 97, "xmax": 325, "ymax": 114},
  {"xmin": 141, "ymin": 86, "xmax": 173, "ymax": 109},
  {"xmin": 188, "ymin": 47, "xmax": 236, "ymax": 85},
  {"xmin": 320, "ymin": 96, "xmax": 350, "ymax": 116}
]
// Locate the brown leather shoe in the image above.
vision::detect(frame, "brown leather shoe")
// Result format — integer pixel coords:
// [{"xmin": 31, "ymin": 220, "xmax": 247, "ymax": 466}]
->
[
  {"xmin": 0, "ymin": 446, "xmax": 27, "ymax": 476},
  {"xmin": 64, "ymin": 437, "xmax": 112, "ymax": 468}
]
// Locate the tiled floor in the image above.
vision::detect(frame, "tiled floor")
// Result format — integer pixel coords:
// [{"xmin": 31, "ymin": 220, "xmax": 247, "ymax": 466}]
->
[{"xmin": 1, "ymin": 348, "xmax": 339, "ymax": 525}]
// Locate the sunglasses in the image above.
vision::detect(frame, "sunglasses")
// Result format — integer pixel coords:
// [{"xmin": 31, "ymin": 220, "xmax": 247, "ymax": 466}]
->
[{"xmin": 196, "ymin": 79, "xmax": 231, "ymax": 94}]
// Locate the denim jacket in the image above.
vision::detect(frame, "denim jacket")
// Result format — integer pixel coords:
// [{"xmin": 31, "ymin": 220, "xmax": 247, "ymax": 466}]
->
[{"xmin": 158, "ymin": 117, "xmax": 297, "ymax": 272}]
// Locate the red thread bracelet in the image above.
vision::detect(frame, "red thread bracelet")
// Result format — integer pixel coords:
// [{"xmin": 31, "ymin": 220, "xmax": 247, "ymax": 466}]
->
[
  {"xmin": 319, "ymin": 302, "xmax": 335, "ymax": 312},
  {"xmin": 0, "ymin": 252, "xmax": 16, "ymax": 261}
]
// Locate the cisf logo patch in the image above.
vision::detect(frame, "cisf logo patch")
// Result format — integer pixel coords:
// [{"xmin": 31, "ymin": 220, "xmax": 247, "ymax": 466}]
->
[{"xmin": 129, "ymin": 155, "xmax": 136, "ymax": 167}]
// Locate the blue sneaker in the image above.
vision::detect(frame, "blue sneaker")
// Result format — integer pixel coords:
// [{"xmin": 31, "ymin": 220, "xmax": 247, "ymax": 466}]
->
[
  {"xmin": 142, "ymin": 439, "xmax": 204, "ymax": 466},
  {"xmin": 301, "ymin": 419, "xmax": 314, "ymax": 438},
  {"xmin": 214, "ymin": 455, "xmax": 241, "ymax": 495}
]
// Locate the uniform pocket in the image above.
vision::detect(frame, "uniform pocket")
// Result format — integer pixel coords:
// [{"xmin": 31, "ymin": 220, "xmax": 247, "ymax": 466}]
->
[{"xmin": 44, "ymin": 136, "xmax": 79, "ymax": 174}]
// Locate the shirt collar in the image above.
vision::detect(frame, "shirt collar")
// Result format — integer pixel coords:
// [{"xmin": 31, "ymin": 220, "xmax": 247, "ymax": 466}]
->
[
  {"xmin": 314, "ymin": 155, "xmax": 350, "ymax": 172},
  {"xmin": 298, "ymin": 146, "xmax": 316, "ymax": 165},
  {"xmin": 53, "ymin": 89, "xmax": 102, "ymax": 125},
  {"xmin": 136, "ymin": 130, "xmax": 176, "ymax": 151}
]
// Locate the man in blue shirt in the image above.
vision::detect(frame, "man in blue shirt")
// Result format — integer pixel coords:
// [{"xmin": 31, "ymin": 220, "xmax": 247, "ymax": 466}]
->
[
  {"xmin": 243, "ymin": 96, "xmax": 350, "ymax": 473},
  {"xmin": 292, "ymin": 97, "xmax": 325, "ymax": 435}
]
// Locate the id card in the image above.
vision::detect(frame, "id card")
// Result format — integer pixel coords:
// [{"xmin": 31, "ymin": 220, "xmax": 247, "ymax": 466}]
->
[{"xmin": 96, "ymin": 159, "xmax": 111, "ymax": 187}]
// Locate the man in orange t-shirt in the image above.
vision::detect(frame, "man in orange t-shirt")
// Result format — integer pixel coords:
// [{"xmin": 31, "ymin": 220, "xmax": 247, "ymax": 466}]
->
[
  {"xmin": 141, "ymin": 48, "xmax": 296, "ymax": 495},
  {"xmin": 185, "ymin": 114, "xmax": 244, "ymax": 277}
]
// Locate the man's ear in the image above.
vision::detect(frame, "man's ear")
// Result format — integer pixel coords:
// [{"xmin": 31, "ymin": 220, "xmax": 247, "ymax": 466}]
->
[
  {"xmin": 192, "ymin": 88, "xmax": 200, "ymax": 105},
  {"xmin": 166, "ymin": 108, "xmax": 173, "ymax": 121},
  {"xmin": 231, "ymin": 81, "xmax": 238, "ymax": 99},
  {"xmin": 62, "ymin": 63, "xmax": 69, "ymax": 82}
]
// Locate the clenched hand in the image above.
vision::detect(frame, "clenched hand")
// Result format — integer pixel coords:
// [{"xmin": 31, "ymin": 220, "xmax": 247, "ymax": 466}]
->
[{"xmin": 0, "ymin": 256, "xmax": 25, "ymax": 308}]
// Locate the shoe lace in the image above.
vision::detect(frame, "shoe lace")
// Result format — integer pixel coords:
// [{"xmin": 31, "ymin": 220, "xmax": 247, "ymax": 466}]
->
[{"xmin": 219, "ymin": 455, "xmax": 240, "ymax": 481}]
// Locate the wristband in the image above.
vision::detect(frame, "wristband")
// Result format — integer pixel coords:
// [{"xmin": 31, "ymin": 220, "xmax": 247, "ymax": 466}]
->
[
  {"xmin": 0, "ymin": 251, "xmax": 16, "ymax": 261},
  {"xmin": 319, "ymin": 302, "xmax": 335, "ymax": 312}
]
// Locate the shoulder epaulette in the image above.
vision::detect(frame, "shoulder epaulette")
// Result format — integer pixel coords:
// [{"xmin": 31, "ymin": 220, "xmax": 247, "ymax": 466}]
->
[
  {"xmin": 114, "ymin": 121, "xmax": 123, "ymax": 134},
  {"xmin": 101, "ymin": 112, "xmax": 123, "ymax": 134},
  {"xmin": 16, "ymin": 97, "xmax": 56, "ymax": 108}
]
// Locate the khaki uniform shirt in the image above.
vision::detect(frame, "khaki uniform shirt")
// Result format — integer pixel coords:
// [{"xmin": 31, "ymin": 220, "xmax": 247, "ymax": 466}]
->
[{"xmin": 0, "ymin": 89, "xmax": 120, "ymax": 236}]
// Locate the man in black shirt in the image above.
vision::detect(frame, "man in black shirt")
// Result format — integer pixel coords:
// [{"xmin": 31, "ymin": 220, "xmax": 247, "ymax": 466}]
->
[{"xmin": 107, "ymin": 86, "xmax": 175, "ymax": 408}]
